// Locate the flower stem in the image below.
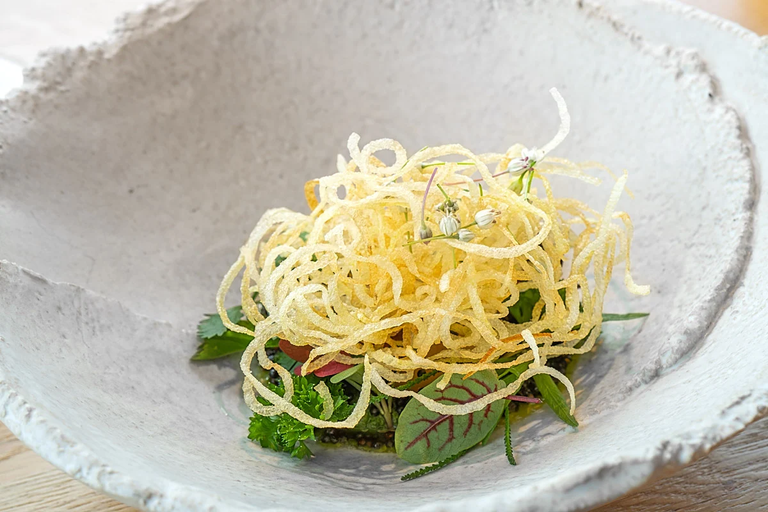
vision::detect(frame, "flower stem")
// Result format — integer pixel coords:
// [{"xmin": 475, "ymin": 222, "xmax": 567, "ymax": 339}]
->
[
  {"xmin": 380, "ymin": 397, "xmax": 394, "ymax": 430},
  {"xmin": 421, "ymin": 166, "xmax": 440, "ymax": 226},
  {"xmin": 436, "ymin": 183, "xmax": 451, "ymax": 201},
  {"xmin": 525, "ymin": 170, "xmax": 535, "ymax": 196},
  {"xmin": 403, "ymin": 234, "xmax": 455, "ymax": 247}
]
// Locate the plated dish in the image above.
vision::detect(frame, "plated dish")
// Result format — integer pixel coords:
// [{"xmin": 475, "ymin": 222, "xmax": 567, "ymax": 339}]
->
[{"xmin": 194, "ymin": 89, "xmax": 649, "ymax": 478}]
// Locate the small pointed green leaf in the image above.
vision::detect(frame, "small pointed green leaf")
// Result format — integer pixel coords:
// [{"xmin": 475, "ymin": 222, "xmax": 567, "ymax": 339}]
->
[
  {"xmin": 330, "ymin": 364, "xmax": 362, "ymax": 384},
  {"xmin": 533, "ymin": 373, "xmax": 578, "ymax": 427},
  {"xmin": 602, "ymin": 312, "xmax": 649, "ymax": 323}
]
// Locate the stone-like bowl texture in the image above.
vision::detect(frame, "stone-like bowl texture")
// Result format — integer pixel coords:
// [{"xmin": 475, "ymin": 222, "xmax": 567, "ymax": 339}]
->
[{"xmin": 0, "ymin": 1, "xmax": 766, "ymax": 511}]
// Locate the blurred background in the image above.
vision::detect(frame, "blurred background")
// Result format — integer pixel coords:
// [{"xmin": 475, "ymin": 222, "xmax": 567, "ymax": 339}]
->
[
  {"xmin": 0, "ymin": 0, "xmax": 767, "ymax": 97},
  {"xmin": 687, "ymin": 0, "xmax": 768, "ymax": 33}
]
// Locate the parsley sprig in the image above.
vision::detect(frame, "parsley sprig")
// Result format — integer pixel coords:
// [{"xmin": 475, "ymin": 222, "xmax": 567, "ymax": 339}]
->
[
  {"xmin": 192, "ymin": 305, "xmax": 256, "ymax": 360},
  {"xmin": 248, "ymin": 374, "xmax": 354, "ymax": 459}
]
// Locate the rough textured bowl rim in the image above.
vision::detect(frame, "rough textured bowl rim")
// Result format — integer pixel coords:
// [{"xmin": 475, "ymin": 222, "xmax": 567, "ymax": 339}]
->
[{"xmin": 1, "ymin": 0, "xmax": 767, "ymax": 510}]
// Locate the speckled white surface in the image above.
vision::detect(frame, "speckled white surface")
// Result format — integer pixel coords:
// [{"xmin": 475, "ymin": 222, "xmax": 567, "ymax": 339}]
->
[{"xmin": 0, "ymin": 0, "xmax": 766, "ymax": 511}]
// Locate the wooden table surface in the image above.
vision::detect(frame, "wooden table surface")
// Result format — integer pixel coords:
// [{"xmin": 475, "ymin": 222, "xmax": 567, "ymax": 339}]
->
[{"xmin": 1, "ymin": 1, "xmax": 767, "ymax": 511}]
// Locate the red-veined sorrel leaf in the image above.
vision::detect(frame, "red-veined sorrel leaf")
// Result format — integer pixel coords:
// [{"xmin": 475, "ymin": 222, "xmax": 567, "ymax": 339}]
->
[{"xmin": 395, "ymin": 370, "xmax": 505, "ymax": 464}]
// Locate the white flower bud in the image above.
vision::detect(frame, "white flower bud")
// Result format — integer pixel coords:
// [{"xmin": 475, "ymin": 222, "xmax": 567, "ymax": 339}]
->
[
  {"xmin": 419, "ymin": 225, "xmax": 433, "ymax": 241},
  {"xmin": 474, "ymin": 208, "xmax": 499, "ymax": 229},
  {"xmin": 439, "ymin": 215, "xmax": 460, "ymax": 236},
  {"xmin": 457, "ymin": 228, "xmax": 475, "ymax": 242}
]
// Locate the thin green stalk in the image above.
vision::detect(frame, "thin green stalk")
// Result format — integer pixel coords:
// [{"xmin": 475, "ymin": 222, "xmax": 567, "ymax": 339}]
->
[
  {"xmin": 405, "ymin": 206, "xmax": 413, "ymax": 253},
  {"xmin": 404, "ymin": 219, "xmax": 478, "ymax": 247},
  {"xmin": 345, "ymin": 379, "xmax": 362, "ymax": 391},
  {"xmin": 403, "ymin": 233, "xmax": 453, "ymax": 246},
  {"xmin": 524, "ymin": 169, "xmax": 535, "ymax": 199},
  {"xmin": 420, "ymin": 161, "xmax": 476, "ymax": 169},
  {"xmin": 379, "ymin": 396, "xmax": 394, "ymax": 430},
  {"xmin": 436, "ymin": 183, "xmax": 451, "ymax": 201},
  {"xmin": 374, "ymin": 402, "xmax": 388, "ymax": 421}
]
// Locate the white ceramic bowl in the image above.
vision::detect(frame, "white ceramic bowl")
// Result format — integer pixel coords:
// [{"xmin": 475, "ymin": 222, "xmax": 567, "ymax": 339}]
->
[{"xmin": 1, "ymin": 1, "xmax": 767, "ymax": 510}]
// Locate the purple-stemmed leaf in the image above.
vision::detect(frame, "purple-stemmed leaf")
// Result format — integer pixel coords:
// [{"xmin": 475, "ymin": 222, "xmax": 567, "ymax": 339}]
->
[{"xmin": 395, "ymin": 370, "xmax": 505, "ymax": 464}]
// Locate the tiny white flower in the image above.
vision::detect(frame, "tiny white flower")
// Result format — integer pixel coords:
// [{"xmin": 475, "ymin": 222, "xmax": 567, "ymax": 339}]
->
[
  {"xmin": 507, "ymin": 157, "xmax": 528, "ymax": 175},
  {"xmin": 509, "ymin": 147, "xmax": 545, "ymax": 175},
  {"xmin": 521, "ymin": 147, "xmax": 544, "ymax": 162},
  {"xmin": 419, "ymin": 225, "xmax": 433, "ymax": 240},
  {"xmin": 474, "ymin": 208, "xmax": 500, "ymax": 229},
  {"xmin": 439, "ymin": 215, "xmax": 460, "ymax": 236},
  {"xmin": 457, "ymin": 228, "xmax": 475, "ymax": 242}
]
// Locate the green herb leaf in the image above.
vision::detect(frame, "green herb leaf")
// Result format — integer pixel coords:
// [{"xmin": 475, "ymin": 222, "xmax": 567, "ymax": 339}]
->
[
  {"xmin": 248, "ymin": 414, "xmax": 284, "ymax": 452},
  {"xmin": 330, "ymin": 364, "xmax": 362, "ymax": 384},
  {"xmin": 290, "ymin": 441, "xmax": 313, "ymax": 459},
  {"xmin": 602, "ymin": 312, "xmax": 650, "ymax": 323},
  {"xmin": 197, "ymin": 306, "xmax": 243, "ymax": 339},
  {"xmin": 191, "ymin": 330, "xmax": 253, "ymax": 360},
  {"xmin": 395, "ymin": 370, "xmax": 505, "ymax": 464},
  {"xmin": 354, "ymin": 408, "xmax": 392, "ymax": 433},
  {"xmin": 533, "ymin": 373, "xmax": 578, "ymax": 427},
  {"xmin": 504, "ymin": 405, "xmax": 516, "ymax": 465},
  {"xmin": 275, "ymin": 254, "xmax": 288, "ymax": 267},
  {"xmin": 401, "ymin": 450, "xmax": 468, "ymax": 481},
  {"xmin": 508, "ymin": 288, "xmax": 575, "ymax": 324},
  {"xmin": 508, "ymin": 289, "xmax": 541, "ymax": 324},
  {"xmin": 499, "ymin": 361, "xmax": 530, "ymax": 383},
  {"xmin": 277, "ymin": 415, "xmax": 315, "ymax": 449},
  {"xmin": 265, "ymin": 336, "xmax": 281, "ymax": 348},
  {"xmin": 247, "ymin": 374, "xmax": 354, "ymax": 459},
  {"xmin": 299, "ymin": 231, "xmax": 309, "ymax": 242},
  {"xmin": 193, "ymin": 305, "xmax": 265, "ymax": 360}
]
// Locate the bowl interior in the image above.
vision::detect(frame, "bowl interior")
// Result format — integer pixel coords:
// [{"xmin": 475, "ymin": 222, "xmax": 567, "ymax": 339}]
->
[{"xmin": 0, "ymin": 1, "xmax": 754, "ymax": 510}]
